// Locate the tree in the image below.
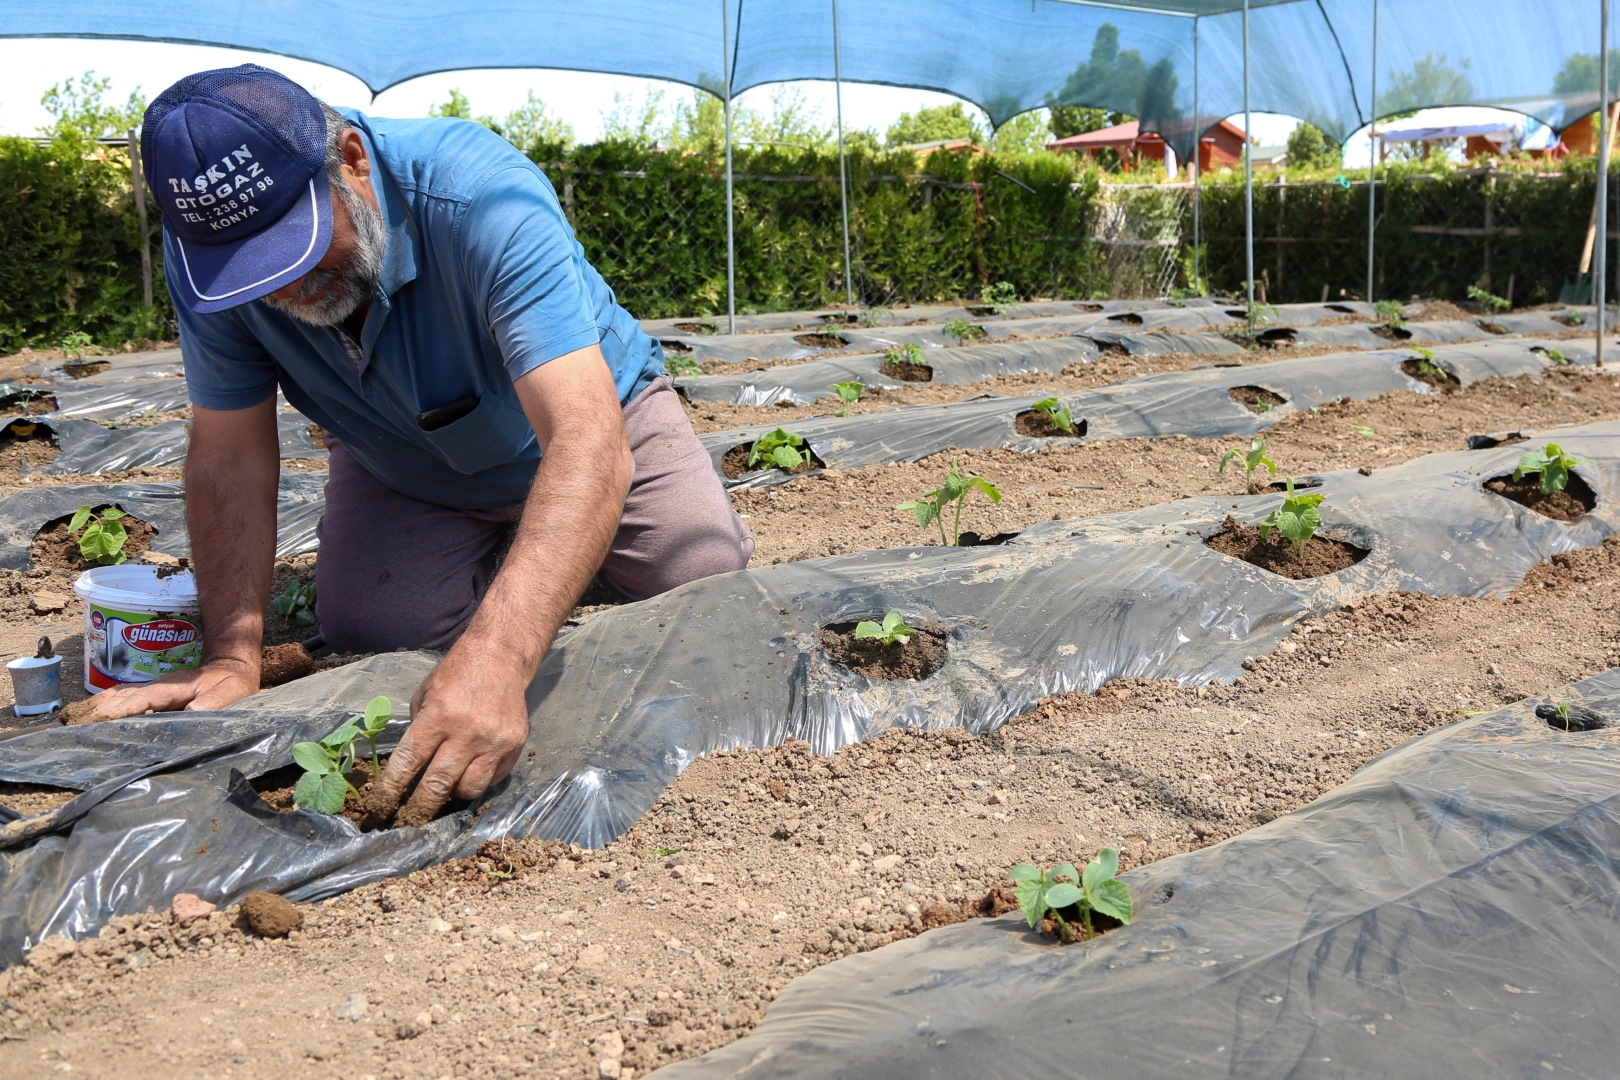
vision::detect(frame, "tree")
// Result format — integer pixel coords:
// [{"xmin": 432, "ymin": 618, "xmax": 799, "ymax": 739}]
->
[
  {"xmin": 41, "ymin": 72, "xmax": 146, "ymax": 142},
  {"xmin": 1285, "ymin": 121, "xmax": 1340, "ymax": 170},
  {"xmin": 599, "ymin": 88, "xmax": 674, "ymax": 145},
  {"xmin": 502, "ymin": 92, "xmax": 575, "ymax": 155},
  {"xmin": 1049, "ymin": 105, "xmax": 1127, "ymax": 140},
  {"xmin": 1553, "ymin": 52, "xmax": 1620, "ymax": 96},
  {"xmin": 990, "ymin": 110, "xmax": 1054, "ymax": 156},
  {"xmin": 1382, "ymin": 54, "xmax": 1474, "ymax": 114},
  {"xmin": 1052, "ymin": 24, "xmax": 1179, "ymax": 123},
  {"xmin": 886, "ymin": 103, "xmax": 985, "ymax": 147}
]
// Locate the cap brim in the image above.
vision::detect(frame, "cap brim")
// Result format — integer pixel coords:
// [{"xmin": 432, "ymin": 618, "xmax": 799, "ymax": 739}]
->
[{"xmin": 173, "ymin": 177, "xmax": 334, "ymax": 314}]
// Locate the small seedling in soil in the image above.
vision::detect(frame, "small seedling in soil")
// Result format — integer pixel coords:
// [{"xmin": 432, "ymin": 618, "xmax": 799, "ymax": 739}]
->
[
  {"xmin": 273, "ymin": 581, "xmax": 317, "ymax": 626},
  {"xmin": 1009, "ymin": 848, "xmax": 1133, "ymax": 943},
  {"xmin": 981, "ymin": 281, "xmax": 1019, "ymax": 315},
  {"xmin": 898, "ymin": 458, "xmax": 1003, "ymax": 547},
  {"xmin": 292, "ymin": 696, "xmax": 393, "ymax": 813},
  {"xmin": 664, "ymin": 353, "xmax": 703, "ymax": 377},
  {"xmin": 831, "ymin": 379, "xmax": 865, "ymax": 403},
  {"xmin": 943, "ymin": 318, "xmax": 986, "ymax": 344},
  {"xmin": 1242, "ymin": 301, "xmax": 1279, "ymax": 326},
  {"xmin": 882, "ymin": 343, "xmax": 928, "ymax": 369},
  {"xmin": 1543, "ymin": 347, "xmax": 1570, "ymax": 366},
  {"xmin": 58, "ymin": 330, "xmax": 95, "ymax": 360},
  {"xmin": 68, "ymin": 505, "xmax": 128, "ymax": 566},
  {"xmin": 1514, "ymin": 443, "xmax": 1583, "ymax": 496},
  {"xmin": 861, "ymin": 306, "xmax": 890, "ymax": 328},
  {"xmin": 747, "ymin": 427, "xmax": 810, "ymax": 470},
  {"xmin": 854, "ymin": 610, "xmax": 918, "ymax": 647},
  {"xmin": 1564, "ymin": 308, "xmax": 1586, "ymax": 326},
  {"xmin": 1406, "ymin": 346, "xmax": 1453, "ymax": 383},
  {"xmin": 1259, "ymin": 478, "xmax": 1324, "ymax": 558},
  {"xmin": 1374, "ymin": 299, "xmax": 1405, "ymax": 331},
  {"xmin": 1467, "ymin": 284, "xmax": 1510, "ymax": 314},
  {"xmin": 1029, "ymin": 396, "xmax": 1076, "ymax": 434},
  {"xmin": 1218, "ymin": 438, "xmax": 1277, "ymax": 494},
  {"xmin": 1340, "ymin": 421, "xmax": 1375, "ymax": 437}
]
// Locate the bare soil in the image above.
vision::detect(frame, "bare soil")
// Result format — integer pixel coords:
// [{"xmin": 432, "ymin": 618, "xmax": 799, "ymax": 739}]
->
[
  {"xmin": 0, "ymin": 781, "xmax": 77, "ymax": 817},
  {"xmin": 1204, "ymin": 516, "xmax": 1369, "ymax": 578},
  {"xmin": 792, "ymin": 333, "xmax": 848, "ymax": 350},
  {"xmin": 1014, "ymin": 410, "xmax": 1081, "ymax": 437},
  {"xmin": 880, "ymin": 360, "xmax": 932, "ymax": 383},
  {"xmin": 818, "ymin": 622, "xmax": 950, "ymax": 680},
  {"xmin": 1484, "ymin": 473, "xmax": 1598, "ymax": 522}
]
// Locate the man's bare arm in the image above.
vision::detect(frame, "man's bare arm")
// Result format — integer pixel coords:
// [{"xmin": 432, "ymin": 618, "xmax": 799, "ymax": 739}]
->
[
  {"xmin": 369, "ymin": 343, "xmax": 633, "ymax": 821},
  {"xmin": 92, "ymin": 399, "xmax": 280, "ymax": 717}
]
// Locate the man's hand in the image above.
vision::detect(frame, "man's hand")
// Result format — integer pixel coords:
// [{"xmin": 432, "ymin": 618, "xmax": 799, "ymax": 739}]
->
[{"xmin": 78, "ymin": 658, "xmax": 260, "ymax": 722}]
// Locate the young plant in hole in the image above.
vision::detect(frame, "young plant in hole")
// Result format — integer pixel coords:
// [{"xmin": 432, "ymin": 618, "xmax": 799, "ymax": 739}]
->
[
  {"xmin": 1543, "ymin": 347, "xmax": 1570, "ymax": 366},
  {"xmin": 1218, "ymin": 437, "xmax": 1276, "ymax": 494},
  {"xmin": 854, "ymin": 609, "xmax": 918, "ymax": 646},
  {"xmin": 1259, "ymin": 478, "xmax": 1325, "ymax": 558},
  {"xmin": 68, "ymin": 505, "xmax": 128, "ymax": 566},
  {"xmin": 1513, "ymin": 442, "xmax": 1583, "ymax": 495},
  {"xmin": 1374, "ymin": 299, "xmax": 1405, "ymax": 331},
  {"xmin": 291, "ymin": 695, "xmax": 393, "ymax": 812},
  {"xmin": 663, "ymin": 353, "xmax": 702, "ymax": 377},
  {"xmin": 1029, "ymin": 396, "xmax": 1076, "ymax": 433},
  {"xmin": 274, "ymin": 581, "xmax": 317, "ymax": 626},
  {"xmin": 1565, "ymin": 308, "xmax": 1586, "ymax": 326},
  {"xmin": 882, "ymin": 343, "xmax": 928, "ymax": 369},
  {"xmin": 897, "ymin": 458, "xmax": 1003, "ymax": 547},
  {"xmin": 831, "ymin": 379, "xmax": 865, "ymax": 403},
  {"xmin": 1553, "ymin": 700, "xmax": 1571, "ymax": 731},
  {"xmin": 981, "ymin": 281, "xmax": 1019, "ymax": 315},
  {"xmin": 861, "ymin": 306, "xmax": 890, "ymax": 328},
  {"xmin": 58, "ymin": 330, "xmax": 95, "ymax": 360},
  {"xmin": 1467, "ymin": 284, "xmax": 1510, "ymax": 314},
  {"xmin": 1408, "ymin": 346, "xmax": 1448, "ymax": 380},
  {"xmin": 747, "ymin": 427, "xmax": 810, "ymax": 471},
  {"xmin": 943, "ymin": 318, "xmax": 986, "ymax": 344},
  {"xmin": 1243, "ymin": 300, "xmax": 1278, "ymax": 327},
  {"xmin": 1009, "ymin": 847, "xmax": 1133, "ymax": 942}
]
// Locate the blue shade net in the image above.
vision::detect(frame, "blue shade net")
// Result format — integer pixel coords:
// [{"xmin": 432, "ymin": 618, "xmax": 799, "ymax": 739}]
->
[{"xmin": 1, "ymin": 1, "xmax": 1608, "ymax": 158}]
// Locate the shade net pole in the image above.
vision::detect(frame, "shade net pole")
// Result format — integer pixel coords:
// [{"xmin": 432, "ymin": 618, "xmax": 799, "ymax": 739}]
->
[
  {"xmin": 1243, "ymin": 0, "xmax": 1254, "ymax": 318},
  {"xmin": 1192, "ymin": 16, "xmax": 1201, "ymax": 291},
  {"xmin": 723, "ymin": 0, "xmax": 736, "ymax": 335},
  {"xmin": 833, "ymin": 0, "xmax": 854, "ymax": 309},
  {"xmin": 1600, "ymin": 0, "xmax": 1610, "ymax": 369},
  {"xmin": 1367, "ymin": 0, "xmax": 1378, "ymax": 304}
]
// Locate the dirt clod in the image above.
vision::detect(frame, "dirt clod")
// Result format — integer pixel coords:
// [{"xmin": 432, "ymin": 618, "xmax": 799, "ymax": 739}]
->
[
  {"xmin": 60, "ymin": 698, "xmax": 104, "ymax": 725},
  {"xmin": 238, "ymin": 892, "xmax": 302, "ymax": 938},
  {"xmin": 259, "ymin": 642, "xmax": 314, "ymax": 688}
]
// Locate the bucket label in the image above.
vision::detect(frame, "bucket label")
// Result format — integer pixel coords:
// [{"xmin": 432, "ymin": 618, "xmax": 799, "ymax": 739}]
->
[{"xmin": 84, "ymin": 602, "xmax": 202, "ymax": 690}]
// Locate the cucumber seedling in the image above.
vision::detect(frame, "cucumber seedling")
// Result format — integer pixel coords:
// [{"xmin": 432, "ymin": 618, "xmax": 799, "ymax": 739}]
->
[
  {"xmin": 747, "ymin": 427, "xmax": 811, "ymax": 471},
  {"xmin": 274, "ymin": 581, "xmax": 317, "ymax": 626},
  {"xmin": 58, "ymin": 330, "xmax": 95, "ymax": 360},
  {"xmin": 860, "ymin": 306, "xmax": 891, "ymax": 328},
  {"xmin": 830, "ymin": 379, "xmax": 865, "ymax": 403},
  {"xmin": 882, "ymin": 343, "xmax": 928, "ymax": 370},
  {"xmin": 1513, "ymin": 442, "xmax": 1583, "ymax": 496},
  {"xmin": 1009, "ymin": 848, "xmax": 1133, "ymax": 943},
  {"xmin": 1542, "ymin": 347, "xmax": 1570, "ymax": 366},
  {"xmin": 1564, "ymin": 308, "xmax": 1586, "ymax": 326},
  {"xmin": 981, "ymin": 281, "xmax": 1019, "ymax": 316},
  {"xmin": 1218, "ymin": 438, "xmax": 1276, "ymax": 494},
  {"xmin": 854, "ymin": 610, "xmax": 918, "ymax": 646},
  {"xmin": 664, "ymin": 354, "xmax": 703, "ymax": 378},
  {"xmin": 1029, "ymin": 396, "xmax": 1076, "ymax": 434},
  {"xmin": 1374, "ymin": 299, "xmax": 1405, "ymax": 331},
  {"xmin": 1259, "ymin": 478, "xmax": 1325, "ymax": 558},
  {"xmin": 291, "ymin": 696, "xmax": 393, "ymax": 813},
  {"xmin": 1467, "ymin": 284, "xmax": 1510, "ymax": 314},
  {"xmin": 943, "ymin": 318, "xmax": 986, "ymax": 344},
  {"xmin": 68, "ymin": 505, "xmax": 129, "ymax": 566},
  {"xmin": 897, "ymin": 458, "xmax": 1003, "ymax": 547},
  {"xmin": 1407, "ymin": 346, "xmax": 1449, "ymax": 380}
]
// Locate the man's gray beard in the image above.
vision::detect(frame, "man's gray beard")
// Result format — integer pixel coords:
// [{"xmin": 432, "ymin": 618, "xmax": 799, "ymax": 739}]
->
[{"xmin": 262, "ymin": 178, "xmax": 386, "ymax": 327}]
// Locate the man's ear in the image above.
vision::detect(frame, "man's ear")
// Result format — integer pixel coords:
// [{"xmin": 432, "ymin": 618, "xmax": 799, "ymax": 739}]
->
[{"xmin": 339, "ymin": 128, "xmax": 371, "ymax": 180}]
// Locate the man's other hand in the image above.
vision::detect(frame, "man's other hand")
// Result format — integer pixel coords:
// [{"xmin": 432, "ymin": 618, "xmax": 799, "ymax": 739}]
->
[{"xmin": 87, "ymin": 658, "xmax": 260, "ymax": 720}]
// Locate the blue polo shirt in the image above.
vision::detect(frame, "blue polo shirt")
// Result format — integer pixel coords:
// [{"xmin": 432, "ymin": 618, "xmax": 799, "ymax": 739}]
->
[{"xmin": 169, "ymin": 109, "xmax": 666, "ymax": 509}]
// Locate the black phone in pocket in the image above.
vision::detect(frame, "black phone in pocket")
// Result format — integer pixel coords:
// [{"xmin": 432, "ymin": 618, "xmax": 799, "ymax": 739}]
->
[{"xmin": 416, "ymin": 395, "xmax": 480, "ymax": 431}]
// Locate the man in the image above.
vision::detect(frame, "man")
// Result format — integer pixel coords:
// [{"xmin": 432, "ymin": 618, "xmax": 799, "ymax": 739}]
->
[{"xmin": 92, "ymin": 65, "xmax": 753, "ymax": 822}]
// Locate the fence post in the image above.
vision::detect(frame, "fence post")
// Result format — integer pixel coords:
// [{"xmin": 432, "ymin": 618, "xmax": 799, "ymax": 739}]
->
[{"xmin": 127, "ymin": 127, "xmax": 152, "ymax": 308}]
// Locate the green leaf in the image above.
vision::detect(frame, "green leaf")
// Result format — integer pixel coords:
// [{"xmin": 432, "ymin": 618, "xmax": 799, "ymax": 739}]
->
[
  {"xmin": 1044, "ymin": 882, "xmax": 1082, "ymax": 909},
  {"xmin": 1007, "ymin": 862, "xmax": 1042, "ymax": 883},
  {"xmin": 1082, "ymin": 847, "xmax": 1120, "ymax": 890},
  {"xmin": 1218, "ymin": 448, "xmax": 1239, "ymax": 475},
  {"xmin": 292, "ymin": 742, "xmax": 333, "ymax": 775},
  {"xmin": 1088, "ymin": 878, "xmax": 1134, "ymax": 925},
  {"xmin": 68, "ymin": 506, "xmax": 92, "ymax": 533},
  {"xmin": 292, "ymin": 771, "xmax": 323, "ymax": 809},
  {"xmin": 363, "ymin": 696, "xmax": 392, "ymax": 733},
  {"xmin": 881, "ymin": 611, "xmax": 903, "ymax": 634},
  {"xmin": 967, "ymin": 477, "xmax": 1003, "ymax": 504},
  {"xmin": 897, "ymin": 499, "xmax": 938, "ymax": 528},
  {"xmin": 1032, "ymin": 396, "xmax": 1059, "ymax": 413},
  {"xmin": 853, "ymin": 620, "xmax": 884, "ymax": 639},
  {"xmin": 272, "ymin": 594, "xmax": 295, "ymax": 615},
  {"xmin": 294, "ymin": 608, "xmax": 316, "ymax": 626},
  {"xmin": 769, "ymin": 444, "xmax": 805, "ymax": 470},
  {"xmin": 321, "ymin": 723, "xmax": 359, "ymax": 753},
  {"xmin": 1012, "ymin": 878, "xmax": 1048, "ymax": 928},
  {"xmin": 313, "ymin": 771, "xmax": 350, "ymax": 814},
  {"xmin": 101, "ymin": 507, "xmax": 126, "ymax": 520},
  {"xmin": 1051, "ymin": 863, "xmax": 1080, "ymax": 885}
]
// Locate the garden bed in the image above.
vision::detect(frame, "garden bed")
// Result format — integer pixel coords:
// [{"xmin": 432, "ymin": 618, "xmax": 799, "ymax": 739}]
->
[
  {"xmin": 1204, "ymin": 516, "xmax": 1368, "ymax": 578},
  {"xmin": 1485, "ymin": 472, "xmax": 1597, "ymax": 521}
]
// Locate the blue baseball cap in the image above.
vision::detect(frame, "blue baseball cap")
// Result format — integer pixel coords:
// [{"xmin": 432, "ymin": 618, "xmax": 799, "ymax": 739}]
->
[{"xmin": 143, "ymin": 65, "xmax": 334, "ymax": 313}]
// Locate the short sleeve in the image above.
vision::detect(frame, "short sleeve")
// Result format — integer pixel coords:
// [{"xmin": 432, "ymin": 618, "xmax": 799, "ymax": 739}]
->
[
  {"xmin": 164, "ymin": 232, "xmax": 280, "ymax": 411},
  {"xmin": 456, "ymin": 166, "xmax": 602, "ymax": 382}
]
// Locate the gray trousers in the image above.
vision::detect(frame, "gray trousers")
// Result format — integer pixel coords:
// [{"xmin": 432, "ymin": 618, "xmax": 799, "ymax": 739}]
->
[{"xmin": 314, "ymin": 376, "xmax": 753, "ymax": 652}]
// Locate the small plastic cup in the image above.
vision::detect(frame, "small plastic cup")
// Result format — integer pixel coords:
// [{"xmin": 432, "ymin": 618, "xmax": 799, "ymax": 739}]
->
[{"xmin": 8, "ymin": 654, "xmax": 63, "ymax": 716}]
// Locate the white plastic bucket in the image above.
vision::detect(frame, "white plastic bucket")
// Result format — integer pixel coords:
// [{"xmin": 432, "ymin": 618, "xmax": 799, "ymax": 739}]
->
[{"xmin": 72, "ymin": 565, "xmax": 202, "ymax": 694}]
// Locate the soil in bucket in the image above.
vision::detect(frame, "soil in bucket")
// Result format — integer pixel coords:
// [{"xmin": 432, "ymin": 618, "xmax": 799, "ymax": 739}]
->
[
  {"xmin": 1229, "ymin": 386, "xmax": 1288, "ymax": 414},
  {"xmin": 881, "ymin": 358, "xmax": 933, "ymax": 383},
  {"xmin": 721, "ymin": 443, "xmax": 825, "ymax": 479},
  {"xmin": 32, "ymin": 509, "xmax": 158, "ymax": 573},
  {"xmin": 1205, "ymin": 516, "xmax": 1369, "ymax": 579},
  {"xmin": 819, "ymin": 621, "xmax": 949, "ymax": 680},
  {"xmin": 251, "ymin": 755, "xmax": 466, "ymax": 830},
  {"xmin": 1484, "ymin": 472, "xmax": 1597, "ymax": 522},
  {"xmin": 1015, "ymin": 410, "xmax": 1085, "ymax": 437}
]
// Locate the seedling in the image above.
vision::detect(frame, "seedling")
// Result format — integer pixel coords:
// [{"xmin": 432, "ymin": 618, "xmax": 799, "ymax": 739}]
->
[
  {"xmin": 58, "ymin": 330, "xmax": 94, "ymax": 360},
  {"xmin": 273, "ymin": 581, "xmax": 317, "ymax": 627},
  {"xmin": 1029, "ymin": 396, "xmax": 1076, "ymax": 434},
  {"xmin": 981, "ymin": 281, "xmax": 1019, "ymax": 316},
  {"xmin": 1339, "ymin": 422, "xmax": 1376, "ymax": 438},
  {"xmin": 68, "ymin": 505, "xmax": 128, "ymax": 566},
  {"xmin": 1259, "ymin": 478, "xmax": 1325, "ymax": 558},
  {"xmin": 291, "ymin": 695, "xmax": 393, "ymax": 813},
  {"xmin": 1467, "ymin": 284, "xmax": 1510, "ymax": 314},
  {"xmin": 1218, "ymin": 438, "xmax": 1277, "ymax": 494},
  {"xmin": 854, "ymin": 610, "xmax": 918, "ymax": 646},
  {"xmin": 1513, "ymin": 442, "xmax": 1583, "ymax": 496},
  {"xmin": 861, "ymin": 307, "xmax": 891, "ymax": 328},
  {"xmin": 897, "ymin": 458, "xmax": 1003, "ymax": 547},
  {"xmin": 830, "ymin": 380, "xmax": 865, "ymax": 403},
  {"xmin": 1564, "ymin": 308, "xmax": 1586, "ymax": 326},
  {"xmin": 664, "ymin": 353, "xmax": 702, "ymax": 377},
  {"xmin": 1553, "ymin": 700, "xmax": 1571, "ymax": 731},
  {"xmin": 1009, "ymin": 848, "xmax": 1133, "ymax": 942},
  {"xmin": 882, "ymin": 343, "xmax": 928, "ymax": 369},
  {"xmin": 943, "ymin": 318, "xmax": 985, "ymax": 344},
  {"xmin": 747, "ymin": 428, "xmax": 810, "ymax": 471},
  {"xmin": 1374, "ymin": 299, "xmax": 1405, "ymax": 331},
  {"xmin": 1407, "ymin": 346, "xmax": 1449, "ymax": 380},
  {"xmin": 1242, "ymin": 301, "xmax": 1279, "ymax": 327},
  {"xmin": 1543, "ymin": 347, "xmax": 1570, "ymax": 366}
]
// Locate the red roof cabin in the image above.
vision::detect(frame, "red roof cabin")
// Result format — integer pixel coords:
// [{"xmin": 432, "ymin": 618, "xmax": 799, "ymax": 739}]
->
[{"xmin": 1046, "ymin": 118, "xmax": 1250, "ymax": 175}]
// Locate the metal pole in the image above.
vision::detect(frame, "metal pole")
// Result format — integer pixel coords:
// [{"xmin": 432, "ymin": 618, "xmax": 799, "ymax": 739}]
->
[
  {"xmin": 1599, "ymin": 0, "xmax": 1610, "ymax": 368},
  {"xmin": 723, "ymin": 0, "xmax": 737, "ymax": 335},
  {"xmin": 1366, "ymin": 0, "xmax": 1379, "ymax": 304},
  {"xmin": 1191, "ymin": 18, "xmax": 1201, "ymax": 291},
  {"xmin": 832, "ymin": 0, "xmax": 855, "ymax": 309},
  {"xmin": 128, "ymin": 127, "xmax": 152, "ymax": 308},
  {"xmin": 1243, "ymin": 0, "xmax": 1254, "ymax": 319}
]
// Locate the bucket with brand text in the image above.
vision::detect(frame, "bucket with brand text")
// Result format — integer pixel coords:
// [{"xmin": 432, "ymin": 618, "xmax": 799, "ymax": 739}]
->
[{"xmin": 71, "ymin": 564, "xmax": 202, "ymax": 693}]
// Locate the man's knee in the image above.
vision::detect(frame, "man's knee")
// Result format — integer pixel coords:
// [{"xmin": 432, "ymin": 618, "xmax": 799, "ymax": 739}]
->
[{"xmin": 606, "ymin": 520, "xmax": 754, "ymax": 601}]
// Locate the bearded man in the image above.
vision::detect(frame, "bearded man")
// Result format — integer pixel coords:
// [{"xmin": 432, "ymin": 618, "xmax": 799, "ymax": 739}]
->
[{"xmin": 91, "ymin": 65, "xmax": 753, "ymax": 821}]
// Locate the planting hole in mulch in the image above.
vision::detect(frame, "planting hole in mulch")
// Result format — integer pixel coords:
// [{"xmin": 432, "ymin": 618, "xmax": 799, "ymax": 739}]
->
[
  {"xmin": 1535, "ymin": 703, "xmax": 1608, "ymax": 731},
  {"xmin": 1478, "ymin": 321, "xmax": 1511, "ymax": 335},
  {"xmin": 819, "ymin": 620, "xmax": 949, "ymax": 681},
  {"xmin": 1205, "ymin": 516, "xmax": 1369, "ymax": 579},
  {"xmin": 1400, "ymin": 357, "xmax": 1459, "ymax": 391},
  {"xmin": 673, "ymin": 322, "xmax": 716, "ymax": 335},
  {"xmin": 1107, "ymin": 312, "xmax": 1144, "ymax": 326},
  {"xmin": 30, "ymin": 508, "xmax": 158, "ymax": 573},
  {"xmin": 250, "ymin": 753, "xmax": 466, "ymax": 830},
  {"xmin": 1553, "ymin": 313, "xmax": 1587, "ymax": 328},
  {"xmin": 793, "ymin": 333, "xmax": 848, "ymax": 350},
  {"xmin": 881, "ymin": 359, "xmax": 933, "ymax": 382},
  {"xmin": 1256, "ymin": 328, "xmax": 1298, "ymax": 347},
  {"xmin": 1326, "ymin": 304, "xmax": 1358, "ymax": 314},
  {"xmin": 1467, "ymin": 431, "xmax": 1529, "ymax": 450},
  {"xmin": 1262, "ymin": 477, "xmax": 1323, "ymax": 494},
  {"xmin": 0, "ymin": 782, "xmax": 79, "ymax": 818},
  {"xmin": 62, "ymin": 360, "xmax": 110, "ymax": 379},
  {"xmin": 0, "ymin": 390, "xmax": 57, "ymax": 417},
  {"xmin": 1229, "ymin": 386, "xmax": 1288, "ymax": 413},
  {"xmin": 1015, "ymin": 410, "xmax": 1087, "ymax": 438},
  {"xmin": 658, "ymin": 339, "xmax": 693, "ymax": 355},
  {"xmin": 721, "ymin": 442, "xmax": 825, "ymax": 479},
  {"xmin": 1371, "ymin": 325, "xmax": 1414, "ymax": 341},
  {"xmin": 820, "ymin": 313, "xmax": 860, "ymax": 325},
  {"xmin": 1484, "ymin": 472, "xmax": 1596, "ymax": 522},
  {"xmin": 1038, "ymin": 906, "xmax": 1124, "ymax": 944},
  {"xmin": 958, "ymin": 530, "xmax": 1020, "ymax": 546}
]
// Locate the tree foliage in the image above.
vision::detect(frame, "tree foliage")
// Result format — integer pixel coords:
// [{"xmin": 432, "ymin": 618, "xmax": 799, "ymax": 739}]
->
[
  {"xmin": 1382, "ymin": 54, "xmax": 1475, "ymax": 114},
  {"xmin": 886, "ymin": 103, "xmax": 986, "ymax": 147},
  {"xmin": 1286, "ymin": 121, "xmax": 1341, "ymax": 171}
]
